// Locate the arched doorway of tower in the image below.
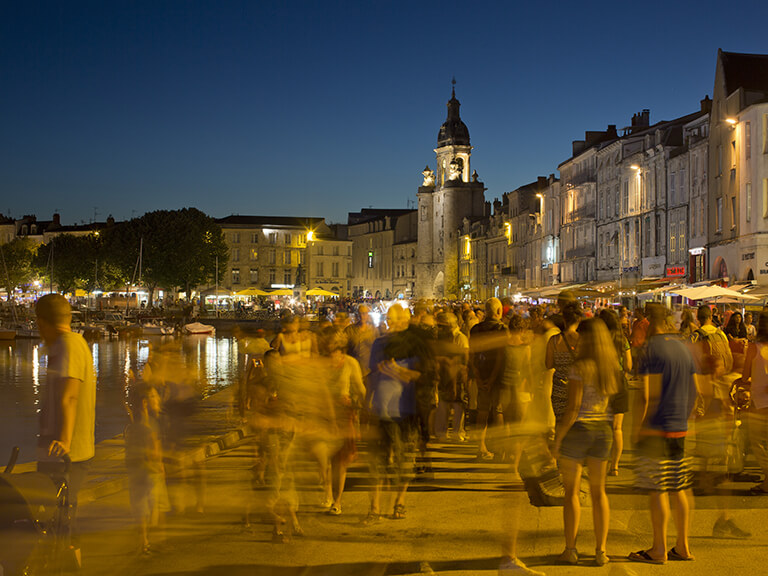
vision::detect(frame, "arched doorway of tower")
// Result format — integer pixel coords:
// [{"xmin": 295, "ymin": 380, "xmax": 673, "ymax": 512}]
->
[
  {"xmin": 747, "ymin": 269, "xmax": 755, "ymax": 282},
  {"xmin": 713, "ymin": 256, "xmax": 728, "ymax": 285},
  {"xmin": 432, "ymin": 271, "xmax": 444, "ymax": 299}
]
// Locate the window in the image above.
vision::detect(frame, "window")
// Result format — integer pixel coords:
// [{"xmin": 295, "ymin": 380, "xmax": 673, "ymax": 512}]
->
[
  {"xmin": 732, "ymin": 140, "xmax": 737, "ymax": 169},
  {"xmin": 347, "ymin": 263, "xmax": 352, "ymax": 277},
  {"xmin": 269, "ymin": 269, "xmax": 276, "ymax": 284},
  {"xmin": 670, "ymin": 223, "xmax": 676, "ymax": 254},
  {"xmin": 232, "ymin": 248, "xmax": 240, "ymax": 262},
  {"xmin": 251, "ymin": 233, "xmax": 260, "ymax": 243},
  {"xmin": 764, "ymin": 179, "xmax": 768, "ymax": 218},
  {"xmin": 317, "ymin": 245, "xmax": 324, "ymax": 255},
  {"xmin": 716, "ymin": 197, "xmax": 723, "ymax": 232},
  {"xmin": 231, "ymin": 268, "xmax": 240, "ymax": 284},
  {"xmin": 332, "ymin": 262, "xmax": 339, "ymax": 277},
  {"xmin": 717, "ymin": 145, "xmax": 723, "ymax": 175},
  {"xmin": 368, "ymin": 251, "xmax": 374, "ymax": 268},
  {"xmin": 333, "ymin": 245, "xmax": 339, "ymax": 256},
  {"xmin": 731, "ymin": 196, "xmax": 737, "ymax": 229},
  {"xmin": 622, "ymin": 180, "xmax": 629, "ymax": 213},
  {"xmin": 231, "ymin": 232, "xmax": 240, "ymax": 244},
  {"xmin": 678, "ymin": 220, "xmax": 685, "ymax": 257},
  {"xmin": 284, "ymin": 270, "xmax": 292, "ymax": 285},
  {"xmin": 285, "ymin": 234, "xmax": 291, "ymax": 246},
  {"xmin": 669, "ymin": 172, "xmax": 676, "ymax": 205},
  {"xmin": 268, "ymin": 249, "xmax": 276, "ymax": 265},
  {"xmin": 284, "ymin": 250, "xmax": 291, "ymax": 265},
  {"xmin": 269, "ymin": 232, "xmax": 277, "ymax": 244},
  {"xmin": 623, "ymin": 222, "xmax": 630, "ymax": 261},
  {"xmin": 656, "ymin": 215, "xmax": 662, "ymax": 256},
  {"xmin": 763, "ymin": 114, "xmax": 768, "ymax": 154},
  {"xmin": 746, "ymin": 121, "xmax": 752, "ymax": 160},
  {"xmin": 249, "ymin": 268, "xmax": 258, "ymax": 283},
  {"xmin": 644, "ymin": 216, "xmax": 651, "ymax": 255},
  {"xmin": 747, "ymin": 182, "xmax": 752, "ymax": 222},
  {"xmin": 249, "ymin": 248, "xmax": 258, "ymax": 261},
  {"xmin": 317, "ymin": 262, "xmax": 324, "ymax": 277}
]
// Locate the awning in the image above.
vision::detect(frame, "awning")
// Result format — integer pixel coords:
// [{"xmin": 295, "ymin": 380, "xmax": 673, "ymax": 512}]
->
[
  {"xmin": 306, "ymin": 288, "xmax": 338, "ymax": 297},
  {"xmin": 235, "ymin": 287, "xmax": 269, "ymax": 297}
]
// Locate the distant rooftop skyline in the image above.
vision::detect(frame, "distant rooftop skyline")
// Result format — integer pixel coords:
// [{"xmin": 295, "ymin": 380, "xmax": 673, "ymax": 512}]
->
[{"xmin": 2, "ymin": 0, "xmax": 767, "ymax": 225}]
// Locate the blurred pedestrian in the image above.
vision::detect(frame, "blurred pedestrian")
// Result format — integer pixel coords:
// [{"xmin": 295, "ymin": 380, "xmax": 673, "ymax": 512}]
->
[
  {"xmin": 36, "ymin": 293, "xmax": 96, "ymax": 571},
  {"xmin": 553, "ymin": 318, "xmax": 618, "ymax": 566},
  {"xmin": 629, "ymin": 304, "xmax": 697, "ymax": 564}
]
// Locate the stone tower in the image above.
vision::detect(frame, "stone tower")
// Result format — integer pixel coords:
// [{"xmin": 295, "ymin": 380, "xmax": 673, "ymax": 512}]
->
[{"xmin": 416, "ymin": 87, "xmax": 486, "ymax": 299}]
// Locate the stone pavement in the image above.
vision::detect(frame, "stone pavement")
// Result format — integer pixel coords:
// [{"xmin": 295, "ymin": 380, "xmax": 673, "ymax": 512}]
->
[{"xmin": 7, "ymin": 385, "xmax": 768, "ymax": 576}]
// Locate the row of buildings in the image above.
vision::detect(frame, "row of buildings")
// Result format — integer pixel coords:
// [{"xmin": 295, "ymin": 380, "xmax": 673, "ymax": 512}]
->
[{"xmin": 4, "ymin": 50, "xmax": 768, "ymax": 302}]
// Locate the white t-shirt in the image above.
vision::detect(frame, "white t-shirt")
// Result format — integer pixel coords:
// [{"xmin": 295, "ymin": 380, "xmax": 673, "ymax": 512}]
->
[{"xmin": 41, "ymin": 331, "xmax": 96, "ymax": 462}]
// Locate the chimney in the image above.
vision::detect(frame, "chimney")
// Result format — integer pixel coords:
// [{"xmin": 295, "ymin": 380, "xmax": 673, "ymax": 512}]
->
[
  {"xmin": 52, "ymin": 213, "xmax": 61, "ymax": 227},
  {"xmin": 700, "ymin": 95, "xmax": 712, "ymax": 113},
  {"xmin": 572, "ymin": 140, "xmax": 586, "ymax": 156},
  {"xmin": 641, "ymin": 109, "xmax": 650, "ymax": 127},
  {"xmin": 606, "ymin": 124, "xmax": 618, "ymax": 138}
]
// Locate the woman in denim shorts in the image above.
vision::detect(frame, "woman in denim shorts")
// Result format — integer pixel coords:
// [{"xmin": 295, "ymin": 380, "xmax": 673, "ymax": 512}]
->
[{"xmin": 553, "ymin": 318, "xmax": 620, "ymax": 567}]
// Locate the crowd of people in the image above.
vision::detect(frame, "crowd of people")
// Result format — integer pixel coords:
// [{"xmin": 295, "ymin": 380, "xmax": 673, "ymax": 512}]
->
[
  {"xmin": 30, "ymin": 291, "xmax": 768, "ymax": 575},
  {"xmin": 231, "ymin": 294, "xmax": 768, "ymax": 575}
]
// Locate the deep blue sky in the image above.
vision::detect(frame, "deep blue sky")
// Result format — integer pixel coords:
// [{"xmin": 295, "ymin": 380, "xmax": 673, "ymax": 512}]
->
[{"xmin": 2, "ymin": 1, "xmax": 767, "ymax": 226}]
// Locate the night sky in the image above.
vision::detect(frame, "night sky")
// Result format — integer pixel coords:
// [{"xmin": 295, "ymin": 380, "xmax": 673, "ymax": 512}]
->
[{"xmin": 2, "ymin": 0, "xmax": 767, "ymax": 226}]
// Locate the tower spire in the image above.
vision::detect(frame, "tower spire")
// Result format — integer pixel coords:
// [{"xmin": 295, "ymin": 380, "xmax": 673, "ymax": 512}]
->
[{"xmin": 451, "ymin": 76, "xmax": 456, "ymax": 98}]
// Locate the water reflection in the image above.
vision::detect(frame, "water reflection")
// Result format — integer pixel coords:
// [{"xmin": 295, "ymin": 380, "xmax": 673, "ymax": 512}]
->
[{"xmin": 0, "ymin": 335, "xmax": 240, "ymax": 464}]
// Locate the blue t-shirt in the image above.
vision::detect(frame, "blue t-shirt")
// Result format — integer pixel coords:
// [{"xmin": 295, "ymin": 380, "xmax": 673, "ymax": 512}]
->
[{"xmin": 640, "ymin": 333, "xmax": 697, "ymax": 434}]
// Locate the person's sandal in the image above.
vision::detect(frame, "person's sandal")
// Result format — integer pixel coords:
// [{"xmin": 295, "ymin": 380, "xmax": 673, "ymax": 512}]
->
[
  {"xmin": 392, "ymin": 503, "xmax": 406, "ymax": 519},
  {"xmin": 608, "ymin": 467, "xmax": 619, "ymax": 476},
  {"xmin": 362, "ymin": 511, "xmax": 381, "ymax": 526}
]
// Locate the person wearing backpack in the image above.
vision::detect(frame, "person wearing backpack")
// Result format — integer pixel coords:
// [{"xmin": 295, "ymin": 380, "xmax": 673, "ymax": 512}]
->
[{"xmin": 690, "ymin": 304, "xmax": 750, "ymax": 538}]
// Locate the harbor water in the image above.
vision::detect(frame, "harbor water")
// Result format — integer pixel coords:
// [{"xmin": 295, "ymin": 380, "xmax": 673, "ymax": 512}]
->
[{"xmin": 0, "ymin": 335, "xmax": 241, "ymax": 464}]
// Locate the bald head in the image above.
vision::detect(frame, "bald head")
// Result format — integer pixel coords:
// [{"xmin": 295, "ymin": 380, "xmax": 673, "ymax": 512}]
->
[
  {"xmin": 35, "ymin": 294, "xmax": 72, "ymax": 327},
  {"xmin": 485, "ymin": 297, "xmax": 502, "ymax": 321}
]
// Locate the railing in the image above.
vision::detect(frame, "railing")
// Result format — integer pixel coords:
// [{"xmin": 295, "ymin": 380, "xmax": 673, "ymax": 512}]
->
[{"xmin": 566, "ymin": 245, "xmax": 595, "ymax": 259}]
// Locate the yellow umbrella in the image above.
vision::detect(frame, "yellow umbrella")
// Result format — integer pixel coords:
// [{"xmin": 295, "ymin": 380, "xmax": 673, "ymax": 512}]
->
[
  {"xmin": 269, "ymin": 288, "xmax": 293, "ymax": 296},
  {"xmin": 306, "ymin": 288, "xmax": 338, "ymax": 297},
  {"xmin": 235, "ymin": 287, "xmax": 269, "ymax": 296}
]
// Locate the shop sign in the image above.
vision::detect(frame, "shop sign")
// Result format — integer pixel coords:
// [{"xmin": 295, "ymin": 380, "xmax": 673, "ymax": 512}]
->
[
  {"xmin": 742, "ymin": 252, "xmax": 755, "ymax": 261},
  {"xmin": 666, "ymin": 266, "xmax": 686, "ymax": 277},
  {"xmin": 760, "ymin": 261, "xmax": 768, "ymax": 275},
  {"xmin": 622, "ymin": 266, "xmax": 639, "ymax": 273}
]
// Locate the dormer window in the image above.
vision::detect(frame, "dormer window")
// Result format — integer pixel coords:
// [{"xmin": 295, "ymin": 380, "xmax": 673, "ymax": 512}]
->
[{"xmin": 30, "ymin": 224, "xmax": 37, "ymax": 234}]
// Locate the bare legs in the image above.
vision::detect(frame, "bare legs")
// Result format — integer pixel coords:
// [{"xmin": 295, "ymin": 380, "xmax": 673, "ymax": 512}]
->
[
  {"xmin": 610, "ymin": 414, "xmax": 624, "ymax": 474},
  {"xmin": 647, "ymin": 489, "xmax": 692, "ymax": 561},
  {"xmin": 560, "ymin": 457, "xmax": 610, "ymax": 558}
]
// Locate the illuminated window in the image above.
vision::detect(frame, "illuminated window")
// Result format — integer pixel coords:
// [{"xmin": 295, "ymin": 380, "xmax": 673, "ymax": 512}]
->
[
  {"xmin": 670, "ymin": 223, "xmax": 676, "ymax": 254},
  {"xmin": 231, "ymin": 268, "xmax": 240, "ymax": 284},
  {"xmin": 368, "ymin": 251, "xmax": 374, "ymax": 268},
  {"xmin": 249, "ymin": 248, "xmax": 258, "ymax": 261},
  {"xmin": 678, "ymin": 220, "xmax": 685, "ymax": 257}
]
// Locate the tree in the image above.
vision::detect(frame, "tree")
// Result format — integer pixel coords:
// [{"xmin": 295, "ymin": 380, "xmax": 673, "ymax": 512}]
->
[
  {"xmin": 0, "ymin": 238, "xmax": 36, "ymax": 300},
  {"xmin": 105, "ymin": 209, "xmax": 228, "ymax": 305},
  {"xmin": 32, "ymin": 233, "xmax": 127, "ymax": 295}
]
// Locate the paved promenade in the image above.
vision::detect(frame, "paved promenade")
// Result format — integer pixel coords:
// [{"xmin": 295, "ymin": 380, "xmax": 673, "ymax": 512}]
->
[{"xmin": 9, "ymin": 386, "xmax": 768, "ymax": 576}]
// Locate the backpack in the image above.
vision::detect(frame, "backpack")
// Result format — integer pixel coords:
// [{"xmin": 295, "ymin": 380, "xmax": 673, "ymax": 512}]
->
[{"xmin": 694, "ymin": 327, "xmax": 733, "ymax": 376}]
